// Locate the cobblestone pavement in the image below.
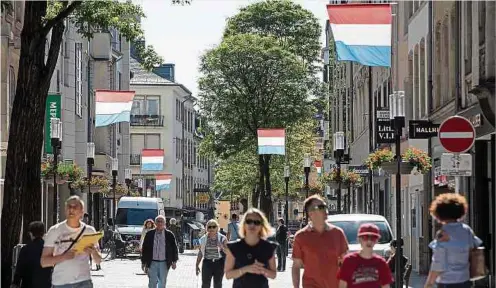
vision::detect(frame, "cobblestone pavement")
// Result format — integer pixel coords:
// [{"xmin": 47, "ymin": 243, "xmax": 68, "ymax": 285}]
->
[{"xmin": 91, "ymin": 250, "xmax": 426, "ymax": 288}]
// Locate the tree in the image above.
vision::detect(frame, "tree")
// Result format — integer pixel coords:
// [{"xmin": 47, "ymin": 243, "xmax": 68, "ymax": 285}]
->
[
  {"xmin": 0, "ymin": 1, "xmax": 187, "ymax": 285},
  {"xmin": 199, "ymin": 33, "xmax": 316, "ymax": 218}
]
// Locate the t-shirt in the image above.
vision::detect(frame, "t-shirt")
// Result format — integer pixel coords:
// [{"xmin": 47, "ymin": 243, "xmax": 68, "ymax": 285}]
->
[
  {"xmin": 228, "ymin": 221, "xmax": 240, "ymax": 241},
  {"xmin": 337, "ymin": 252, "xmax": 393, "ymax": 288},
  {"xmin": 44, "ymin": 221, "xmax": 98, "ymax": 285},
  {"xmin": 292, "ymin": 224, "xmax": 348, "ymax": 288}
]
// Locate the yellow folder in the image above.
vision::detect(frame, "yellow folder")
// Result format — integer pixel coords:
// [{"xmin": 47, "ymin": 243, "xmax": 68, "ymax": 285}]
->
[{"xmin": 73, "ymin": 231, "xmax": 104, "ymax": 253}]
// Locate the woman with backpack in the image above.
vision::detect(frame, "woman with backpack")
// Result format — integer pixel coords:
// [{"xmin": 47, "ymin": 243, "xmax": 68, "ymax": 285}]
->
[{"xmin": 196, "ymin": 219, "xmax": 228, "ymax": 288}]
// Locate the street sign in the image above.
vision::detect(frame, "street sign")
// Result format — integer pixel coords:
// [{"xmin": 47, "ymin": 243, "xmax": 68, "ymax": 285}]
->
[
  {"xmin": 409, "ymin": 120, "xmax": 439, "ymax": 139},
  {"xmin": 197, "ymin": 193, "xmax": 210, "ymax": 204},
  {"xmin": 440, "ymin": 153, "xmax": 472, "ymax": 176},
  {"xmin": 193, "ymin": 187, "xmax": 210, "ymax": 193},
  {"xmin": 438, "ymin": 116, "xmax": 475, "ymax": 153},
  {"xmin": 348, "ymin": 165, "xmax": 369, "ymax": 175}
]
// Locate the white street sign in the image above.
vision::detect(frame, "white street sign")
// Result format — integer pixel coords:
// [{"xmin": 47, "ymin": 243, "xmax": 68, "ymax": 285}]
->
[{"xmin": 440, "ymin": 153, "xmax": 472, "ymax": 176}]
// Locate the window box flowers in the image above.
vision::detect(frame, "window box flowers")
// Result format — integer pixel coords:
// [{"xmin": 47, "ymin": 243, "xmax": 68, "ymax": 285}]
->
[
  {"xmin": 72, "ymin": 176, "xmax": 110, "ymax": 194},
  {"xmin": 367, "ymin": 147, "xmax": 432, "ymax": 175},
  {"xmin": 402, "ymin": 147, "xmax": 432, "ymax": 174},
  {"xmin": 343, "ymin": 170, "xmax": 363, "ymax": 187},
  {"xmin": 41, "ymin": 161, "xmax": 83, "ymax": 184},
  {"xmin": 365, "ymin": 149, "xmax": 394, "ymax": 171},
  {"xmin": 321, "ymin": 168, "xmax": 349, "ymax": 189}
]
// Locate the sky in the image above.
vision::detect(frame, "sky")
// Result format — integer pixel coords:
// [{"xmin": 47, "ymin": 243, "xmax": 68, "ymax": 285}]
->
[{"xmin": 139, "ymin": 0, "xmax": 330, "ymax": 97}]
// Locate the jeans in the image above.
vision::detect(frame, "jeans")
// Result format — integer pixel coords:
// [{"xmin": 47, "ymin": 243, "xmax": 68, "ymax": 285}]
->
[
  {"xmin": 202, "ymin": 258, "xmax": 224, "ymax": 288},
  {"xmin": 437, "ymin": 281, "xmax": 472, "ymax": 288},
  {"xmin": 276, "ymin": 242, "xmax": 286, "ymax": 270},
  {"xmin": 148, "ymin": 261, "xmax": 169, "ymax": 288},
  {"xmin": 53, "ymin": 280, "xmax": 93, "ymax": 288}
]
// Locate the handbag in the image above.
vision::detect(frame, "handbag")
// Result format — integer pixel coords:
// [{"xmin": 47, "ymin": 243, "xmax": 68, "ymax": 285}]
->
[{"xmin": 469, "ymin": 246, "xmax": 489, "ymax": 281}]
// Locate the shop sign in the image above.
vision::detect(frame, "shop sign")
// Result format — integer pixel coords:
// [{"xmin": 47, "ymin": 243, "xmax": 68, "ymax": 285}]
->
[
  {"xmin": 408, "ymin": 120, "xmax": 439, "ymax": 139},
  {"xmin": 376, "ymin": 108, "xmax": 394, "ymax": 144},
  {"xmin": 348, "ymin": 165, "xmax": 369, "ymax": 175},
  {"xmin": 44, "ymin": 94, "xmax": 61, "ymax": 154}
]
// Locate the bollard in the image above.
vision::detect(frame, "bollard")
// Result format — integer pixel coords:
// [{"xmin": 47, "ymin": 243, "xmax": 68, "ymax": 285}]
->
[{"xmin": 11, "ymin": 244, "xmax": 25, "ymax": 280}]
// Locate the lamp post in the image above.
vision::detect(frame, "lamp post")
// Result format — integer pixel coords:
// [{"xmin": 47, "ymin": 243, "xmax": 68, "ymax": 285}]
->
[
  {"xmin": 125, "ymin": 169, "xmax": 132, "ymax": 196},
  {"xmin": 333, "ymin": 132, "xmax": 345, "ymax": 213},
  {"xmin": 284, "ymin": 165, "xmax": 290, "ymax": 226},
  {"xmin": 111, "ymin": 158, "xmax": 118, "ymax": 230},
  {"xmin": 87, "ymin": 142, "xmax": 95, "ymax": 225},
  {"xmin": 389, "ymin": 91, "xmax": 405, "ymax": 288},
  {"xmin": 303, "ymin": 154, "xmax": 311, "ymax": 221},
  {"xmin": 50, "ymin": 118, "xmax": 62, "ymax": 225}
]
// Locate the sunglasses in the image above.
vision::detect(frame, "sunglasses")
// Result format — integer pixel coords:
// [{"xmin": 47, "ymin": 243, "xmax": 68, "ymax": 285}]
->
[
  {"xmin": 207, "ymin": 226, "xmax": 217, "ymax": 229},
  {"xmin": 308, "ymin": 204, "xmax": 327, "ymax": 212},
  {"xmin": 245, "ymin": 219, "xmax": 262, "ymax": 226}
]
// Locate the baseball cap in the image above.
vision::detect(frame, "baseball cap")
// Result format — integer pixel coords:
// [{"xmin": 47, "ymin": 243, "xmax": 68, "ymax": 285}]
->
[{"xmin": 357, "ymin": 223, "xmax": 381, "ymax": 238}]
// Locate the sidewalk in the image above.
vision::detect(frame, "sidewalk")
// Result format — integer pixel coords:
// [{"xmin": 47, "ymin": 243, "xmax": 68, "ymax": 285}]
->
[{"xmin": 407, "ymin": 272, "xmax": 427, "ymax": 288}]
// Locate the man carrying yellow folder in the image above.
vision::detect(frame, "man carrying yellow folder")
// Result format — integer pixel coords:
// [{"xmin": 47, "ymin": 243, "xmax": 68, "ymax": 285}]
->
[{"xmin": 41, "ymin": 196, "xmax": 102, "ymax": 288}]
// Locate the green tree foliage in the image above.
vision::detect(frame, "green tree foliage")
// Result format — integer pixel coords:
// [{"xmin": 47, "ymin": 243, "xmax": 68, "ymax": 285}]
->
[
  {"xmin": 224, "ymin": 0, "xmax": 321, "ymax": 71},
  {"xmin": 1, "ymin": 1, "xmax": 188, "ymax": 284}
]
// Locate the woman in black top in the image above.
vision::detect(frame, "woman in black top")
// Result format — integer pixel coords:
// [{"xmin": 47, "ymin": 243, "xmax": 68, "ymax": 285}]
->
[{"xmin": 224, "ymin": 208, "xmax": 277, "ymax": 288}]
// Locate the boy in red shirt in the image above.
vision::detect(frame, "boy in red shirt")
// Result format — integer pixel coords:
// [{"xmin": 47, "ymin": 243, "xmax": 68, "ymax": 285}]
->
[{"xmin": 337, "ymin": 223, "xmax": 393, "ymax": 288}]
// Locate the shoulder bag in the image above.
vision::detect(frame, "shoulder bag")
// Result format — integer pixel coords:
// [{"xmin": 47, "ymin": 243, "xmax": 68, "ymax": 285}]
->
[
  {"xmin": 469, "ymin": 230, "xmax": 488, "ymax": 281},
  {"xmin": 63, "ymin": 225, "xmax": 87, "ymax": 254}
]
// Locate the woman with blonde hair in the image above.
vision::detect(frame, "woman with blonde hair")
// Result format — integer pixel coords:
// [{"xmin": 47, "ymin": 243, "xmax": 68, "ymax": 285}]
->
[
  {"xmin": 140, "ymin": 219, "xmax": 155, "ymax": 251},
  {"xmin": 195, "ymin": 219, "xmax": 228, "ymax": 288},
  {"xmin": 224, "ymin": 208, "xmax": 277, "ymax": 288}
]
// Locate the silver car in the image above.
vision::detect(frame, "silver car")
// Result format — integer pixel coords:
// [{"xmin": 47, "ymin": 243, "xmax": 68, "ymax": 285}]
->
[{"xmin": 327, "ymin": 214, "xmax": 393, "ymax": 259}]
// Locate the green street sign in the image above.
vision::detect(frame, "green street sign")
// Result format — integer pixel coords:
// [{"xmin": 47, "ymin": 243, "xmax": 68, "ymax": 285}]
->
[{"xmin": 44, "ymin": 94, "xmax": 61, "ymax": 154}]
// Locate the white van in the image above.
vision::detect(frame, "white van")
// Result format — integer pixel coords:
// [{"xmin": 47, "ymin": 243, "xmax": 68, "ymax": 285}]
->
[
  {"xmin": 327, "ymin": 214, "xmax": 394, "ymax": 259},
  {"xmin": 115, "ymin": 197, "xmax": 165, "ymax": 241}
]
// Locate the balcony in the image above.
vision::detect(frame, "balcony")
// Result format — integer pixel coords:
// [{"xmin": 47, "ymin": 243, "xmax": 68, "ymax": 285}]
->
[
  {"xmin": 130, "ymin": 154, "xmax": 141, "ymax": 166},
  {"xmin": 130, "ymin": 115, "xmax": 164, "ymax": 127}
]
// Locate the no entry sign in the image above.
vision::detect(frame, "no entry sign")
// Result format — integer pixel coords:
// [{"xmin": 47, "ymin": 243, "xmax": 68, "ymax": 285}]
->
[{"xmin": 438, "ymin": 116, "xmax": 475, "ymax": 153}]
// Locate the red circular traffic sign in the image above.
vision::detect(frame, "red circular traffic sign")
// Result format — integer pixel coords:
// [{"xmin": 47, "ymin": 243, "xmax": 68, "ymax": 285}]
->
[{"xmin": 438, "ymin": 116, "xmax": 475, "ymax": 153}]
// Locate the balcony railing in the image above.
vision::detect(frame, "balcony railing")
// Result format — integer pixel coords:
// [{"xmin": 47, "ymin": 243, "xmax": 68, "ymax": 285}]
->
[
  {"xmin": 130, "ymin": 115, "xmax": 164, "ymax": 127},
  {"xmin": 130, "ymin": 154, "xmax": 141, "ymax": 165}
]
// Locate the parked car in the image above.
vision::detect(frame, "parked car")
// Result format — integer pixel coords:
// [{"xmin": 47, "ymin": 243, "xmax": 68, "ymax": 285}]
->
[{"xmin": 327, "ymin": 214, "xmax": 393, "ymax": 259}]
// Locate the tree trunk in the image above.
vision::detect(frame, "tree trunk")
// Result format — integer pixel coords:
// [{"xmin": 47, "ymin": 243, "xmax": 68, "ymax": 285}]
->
[
  {"xmin": 260, "ymin": 154, "xmax": 273, "ymax": 222},
  {"xmin": 1, "ymin": 2, "xmax": 65, "ymax": 286}
]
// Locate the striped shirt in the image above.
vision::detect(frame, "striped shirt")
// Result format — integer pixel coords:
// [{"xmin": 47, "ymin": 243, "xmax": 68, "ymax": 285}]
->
[
  {"xmin": 153, "ymin": 230, "xmax": 166, "ymax": 261},
  {"xmin": 204, "ymin": 236, "xmax": 221, "ymax": 260}
]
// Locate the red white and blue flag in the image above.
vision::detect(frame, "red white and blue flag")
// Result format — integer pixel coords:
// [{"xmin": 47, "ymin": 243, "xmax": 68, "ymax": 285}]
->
[
  {"xmin": 257, "ymin": 129, "xmax": 285, "ymax": 155},
  {"xmin": 95, "ymin": 90, "xmax": 135, "ymax": 127},
  {"xmin": 141, "ymin": 149, "xmax": 164, "ymax": 171},
  {"xmin": 327, "ymin": 4, "xmax": 392, "ymax": 67},
  {"xmin": 156, "ymin": 174, "xmax": 172, "ymax": 191}
]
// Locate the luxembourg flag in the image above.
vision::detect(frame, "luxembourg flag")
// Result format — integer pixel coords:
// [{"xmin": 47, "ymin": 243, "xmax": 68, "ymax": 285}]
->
[
  {"xmin": 257, "ymin": 129, "xmax": 285, "ymax": 155},
  {"xmin": 327, "ymin": 4, "xmax": 392, "ymax": 67},
  {"xmin": 156, "ymin": 174, "xmax": 172, "ymax": 191},
  {"xmin": 95, "ymin": 90, "xmax": 136, "ymax": 127},
  {"xmin": 314, "ymin": 160, "xmax": 323, "ymax": 175},
  {"xmin": 141, "ymin": 149, "xmax": 164, "ymax": 171}
]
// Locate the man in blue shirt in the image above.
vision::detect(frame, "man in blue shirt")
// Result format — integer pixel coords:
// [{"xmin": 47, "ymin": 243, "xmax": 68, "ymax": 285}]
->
[{"xmin": 226, "ymin": 214, "xmax": 239, "ymax": 241}]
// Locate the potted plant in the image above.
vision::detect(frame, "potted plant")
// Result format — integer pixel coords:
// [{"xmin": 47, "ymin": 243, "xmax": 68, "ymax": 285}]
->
[
  {"xmin": 365, "ymin": 149, "xmax": 395, "ymax": 171},
  {"xmin": 321, "ymin": 168, "xmax": 349, "ymax": 189},
  {"xmin": 114, "ymin": 184, "xmax": 128, "ymax": 196},
  {"xmin": 56, "ymin": 162, "xmax": 84, "ymax": 184},
  {"xmin": 402, "ymin": 147, "xmax": 432, "ymax": 174},
  {"xmin": 343, "ymin": 170, "xmax": 363, "ymax": 187},
  {"xmin": 41, "ymin": 160, "xmax": 55, "ymax": 179},
  {"xmin": 72, "ymin": 176, "xmax": 110, "ymax": 194}
]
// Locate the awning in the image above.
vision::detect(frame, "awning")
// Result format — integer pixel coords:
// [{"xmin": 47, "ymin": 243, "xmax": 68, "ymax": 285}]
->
[{"xmin": 187, "ymin": 223, "xmax": 200, "ymax": 230}]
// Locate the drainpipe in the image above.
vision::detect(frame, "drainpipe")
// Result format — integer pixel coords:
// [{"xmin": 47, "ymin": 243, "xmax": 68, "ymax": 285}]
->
[{"xmin": 455, "ymin": 1, "xmax": 461, "ymax": 112}]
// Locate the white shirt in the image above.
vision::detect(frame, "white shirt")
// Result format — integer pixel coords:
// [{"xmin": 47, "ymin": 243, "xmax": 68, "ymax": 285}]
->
[{"xmin": 44, "ymin": 220, "xmax": 97, "ymax": 285}]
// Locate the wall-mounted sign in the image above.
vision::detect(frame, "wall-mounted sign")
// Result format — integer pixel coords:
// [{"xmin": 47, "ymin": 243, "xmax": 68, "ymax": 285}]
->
[
  {"xmin": 348, "ymin": 165, "xmax": 369, "ymax": 175},
  {"xmin": 376, "ymin": 108, "xmax": 394, "ymax": 144},
  {"xmin": 408, "ymin": 120, "xmax": 439, "ymax": 139},
  {"xmin": 44, "ymin": 94, "xmax": 61, "ymax": 154}
]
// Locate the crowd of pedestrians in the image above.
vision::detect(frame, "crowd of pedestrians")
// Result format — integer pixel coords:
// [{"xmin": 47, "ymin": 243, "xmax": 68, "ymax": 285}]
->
[{"xmin": 9, "ymin": 191, "xmax": 486, "ymax": 288}]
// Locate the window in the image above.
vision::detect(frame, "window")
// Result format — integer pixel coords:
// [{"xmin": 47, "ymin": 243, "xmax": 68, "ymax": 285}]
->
[
  {"xmin": 131, "ymin": 96, "xmax": 160, "ymax": 116},
  {"xmin": 478, "ymin": 2, "xmax": 485, "ymax": 46},
  {"xmin": 56, "ymin": 69, "xmax": 60, "ymax": 92},
  {"xmin": 130, "ymin": 134, "xmax": 161, "ymax": 156},
  {"xmin": 464, "ymin": 2, "xmax": 472, "ymax": 75},
  {"xmin": 75, "ymin": 42, "xmax": 83, "ymax": 117}
]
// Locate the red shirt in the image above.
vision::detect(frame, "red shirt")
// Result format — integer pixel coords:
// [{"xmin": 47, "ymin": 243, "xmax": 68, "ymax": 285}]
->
[{"xmin": 337, "ymin": 252, "xmax": 393, "ymax": 288}]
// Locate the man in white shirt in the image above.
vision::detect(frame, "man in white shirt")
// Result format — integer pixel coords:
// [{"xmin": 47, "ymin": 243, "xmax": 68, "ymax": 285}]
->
[{"xmin": 41, "ymin": 195, "xmax": 101, "ymax": 288}]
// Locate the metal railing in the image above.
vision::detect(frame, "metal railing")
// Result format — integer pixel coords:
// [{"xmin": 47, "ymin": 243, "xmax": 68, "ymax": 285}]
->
[
  {"xmin": 130, "ymin": 115, "xmax": 164, "ymax": 127},
  {"xmin": 130, "ymin": 154, "xmax": 141, "ymax": 165}
]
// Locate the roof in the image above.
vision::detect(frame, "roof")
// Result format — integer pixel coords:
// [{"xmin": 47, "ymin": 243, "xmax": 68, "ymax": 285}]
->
[{"xmin": 327, "ymin": 213, "xmax": 388, "ymax": 222}]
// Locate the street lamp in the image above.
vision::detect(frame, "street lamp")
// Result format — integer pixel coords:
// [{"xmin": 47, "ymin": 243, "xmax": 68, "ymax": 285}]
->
[
  {"xmin": 50, "ymin": 118, "xmax": 62, "ymax": 225},
  {"xmin": 111, "ymin": 157, "xmax": 118, "ymax": 230},
  {"xmin": 86, "ymin": 142, "xmax": 95, "ymax": 225},
  {"xmin": 284, "ymin": 165, "xmax": 290, "ymax": 226},
  {"xmin": 389, "ymin": 91, "xmax": 405, "ymax": 288},
  {"xmin": 333, "ymin": 131, "xmax": 345, "ymax": 213},
  {"xmin": 303, "ymin": 154, "xmax": 311, "ymax": 221},
  {"xmin": 125, "ymin": 168, "xmax": 132, "ymax": 196}
]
